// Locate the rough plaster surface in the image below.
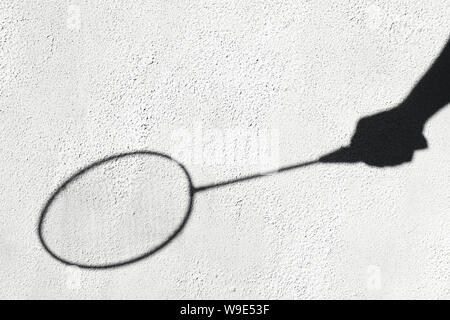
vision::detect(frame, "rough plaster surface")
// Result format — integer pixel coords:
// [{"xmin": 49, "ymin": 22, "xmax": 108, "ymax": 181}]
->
[{"xmin": 1, "ymin": 0, "xmax": 450, "ymax": 299}]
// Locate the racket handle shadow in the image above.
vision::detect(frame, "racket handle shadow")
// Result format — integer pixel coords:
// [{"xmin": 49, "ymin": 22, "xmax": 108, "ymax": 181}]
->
[{"xmin": 318, "ymin": 146, "xmax": 361, "ymax": 164}]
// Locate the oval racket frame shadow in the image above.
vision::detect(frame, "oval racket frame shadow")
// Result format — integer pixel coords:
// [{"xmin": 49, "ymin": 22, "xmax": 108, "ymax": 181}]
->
[{"xmin": 37, "ymin": 150, "xmax": 195, "ymax": 270}]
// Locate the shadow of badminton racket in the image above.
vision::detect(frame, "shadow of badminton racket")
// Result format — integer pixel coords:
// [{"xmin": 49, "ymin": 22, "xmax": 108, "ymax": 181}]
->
[{"xmin": 38, "ymin": 146, "xmax": 358, "ymax": 269}]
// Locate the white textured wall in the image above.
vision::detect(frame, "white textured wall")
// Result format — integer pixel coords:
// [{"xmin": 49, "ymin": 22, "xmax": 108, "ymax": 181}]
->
[{"xmin": 1, "ymin": 0, "xmax": 450, "ymax": 299}]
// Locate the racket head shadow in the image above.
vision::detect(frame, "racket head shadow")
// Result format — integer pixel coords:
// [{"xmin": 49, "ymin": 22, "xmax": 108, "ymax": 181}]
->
[{"xmin": 37, "ymin": 150, "xmax": 195, "ymax": 269}]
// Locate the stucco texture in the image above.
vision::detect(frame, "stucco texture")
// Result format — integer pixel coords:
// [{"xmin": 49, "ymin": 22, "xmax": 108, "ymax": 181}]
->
[{"xmin": 1, "ymin": 0, "xmax": 450, "ymax": 299}]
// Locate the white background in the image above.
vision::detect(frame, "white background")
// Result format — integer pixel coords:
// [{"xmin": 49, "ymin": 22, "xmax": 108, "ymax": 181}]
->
[{"xmin": 1, "ymin": 0, "xmax": 450, "ymax": 299}]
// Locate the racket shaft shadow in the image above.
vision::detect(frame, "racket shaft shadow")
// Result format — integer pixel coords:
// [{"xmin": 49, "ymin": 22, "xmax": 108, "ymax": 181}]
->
[{"xmin": 194, "ymin": 160, "xmax": 320, "ymax": 193}]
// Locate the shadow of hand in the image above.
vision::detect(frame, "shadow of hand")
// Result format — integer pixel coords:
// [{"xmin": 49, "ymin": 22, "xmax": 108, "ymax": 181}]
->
[
  {"xmin": 350, "ymin": 106, "xmax": 428, "ymax": 167},
  {"xmin": 320, "ymin": 106, "xmax": 428, "ymax": 167}
]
